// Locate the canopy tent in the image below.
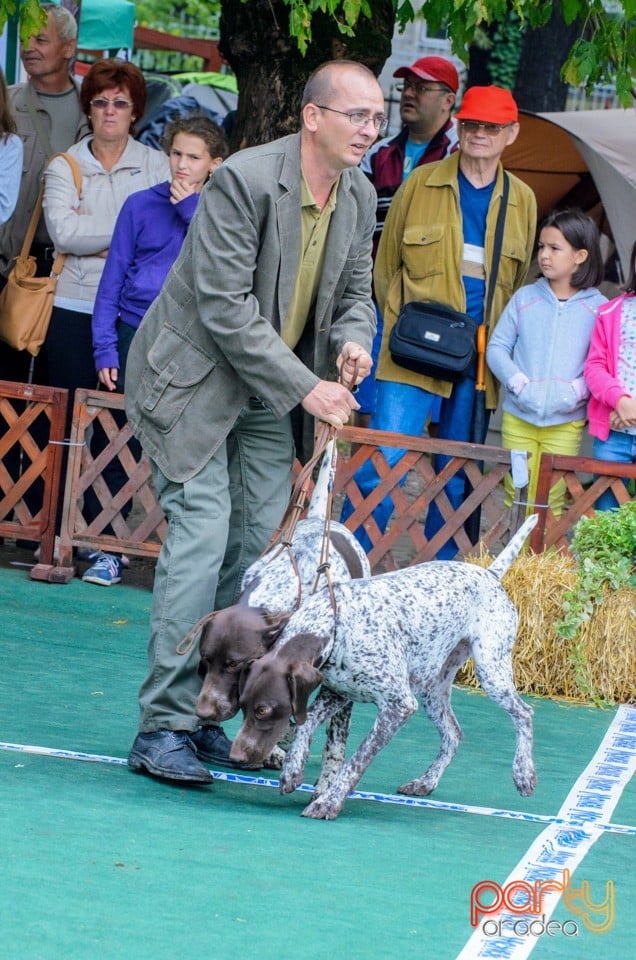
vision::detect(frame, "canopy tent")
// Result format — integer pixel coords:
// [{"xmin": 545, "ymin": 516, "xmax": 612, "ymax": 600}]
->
[
  {"xmin": 503, "ymin": 109, "xmax": 636, "ymax": 281},
  {"xmin": 77, "ymin": 0, "xmax": 135, "ymax": 51}
]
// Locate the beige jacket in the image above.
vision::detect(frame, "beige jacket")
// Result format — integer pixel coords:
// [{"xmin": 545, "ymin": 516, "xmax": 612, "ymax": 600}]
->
[
  {"xmin": 0, "ymin": 80, "xmax": 89, "ymax": 277},
  {"xmin": 43, "ymin": 135, "xmax": 169, "ymax": 305}
]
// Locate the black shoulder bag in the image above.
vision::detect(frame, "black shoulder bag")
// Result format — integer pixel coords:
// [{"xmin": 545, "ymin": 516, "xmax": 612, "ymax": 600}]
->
[{"xmin": 388, "ymin": 173, "xmax": 510, "ymax": 382}]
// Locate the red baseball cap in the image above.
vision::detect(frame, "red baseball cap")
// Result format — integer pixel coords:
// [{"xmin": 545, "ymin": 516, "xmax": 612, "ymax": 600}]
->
[
  {"xmin": 393, "ymin": 56, "xmax": 459, "ymax": 94},
  {"xmin": 455, "ymin": 85, "xmax": 519, "ymax": 124}
]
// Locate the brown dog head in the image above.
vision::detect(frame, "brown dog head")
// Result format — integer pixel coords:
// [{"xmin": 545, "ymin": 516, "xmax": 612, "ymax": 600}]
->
[
  {"xmin": 195, "ymin": 606, "xmax": 291, "ymax": 722},
  {"xmin": 230, "ymin": 632, "xmax": 325, "ymax": 766}
]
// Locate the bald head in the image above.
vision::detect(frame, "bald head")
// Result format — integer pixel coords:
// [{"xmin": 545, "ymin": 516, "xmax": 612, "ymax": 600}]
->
[{"xmin": 301, "ymin": 60, "xmax": 379, "ymax": 112}]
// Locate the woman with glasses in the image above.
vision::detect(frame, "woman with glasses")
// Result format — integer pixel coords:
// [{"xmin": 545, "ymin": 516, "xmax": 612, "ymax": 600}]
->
[{"xmin": 42, "ymin": 59, "xmax": 169, "ymax": 468}]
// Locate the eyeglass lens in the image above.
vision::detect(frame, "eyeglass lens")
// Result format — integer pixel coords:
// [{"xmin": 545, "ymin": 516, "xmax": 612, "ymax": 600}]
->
[
  {"xmin": 460, "ymin": 120, "xmax": 506, "ymax": 134},
  {"xmin": 350, "ymin": 111, "xmax": 387, "ymax": 131},
  {"xmin": 91, "ymin": 98, "xmax": 133, "ymax": 110},
  {"xmin": 396, "ymin": 80, "xmax": 443, "ymax": 94},
  {"xmin": 316, "ymin": 105, "xmax": 387, "ymax": 131}
]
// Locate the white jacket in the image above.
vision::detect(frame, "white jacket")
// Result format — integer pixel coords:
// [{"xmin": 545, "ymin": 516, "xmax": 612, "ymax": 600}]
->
[
  {"xmin": 487, "ymin": 276, "xmax": 607, "ymax": 426},
  {"xmin": 43, "ymin": 135, "xmax": 169, "ymax": 305}
]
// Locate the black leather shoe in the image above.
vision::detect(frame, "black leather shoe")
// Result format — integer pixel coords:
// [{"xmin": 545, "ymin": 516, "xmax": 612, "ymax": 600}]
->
[
  {"xmin": 190, "ymin": 725, "xmax": 261, "ymax": 771},
  {"xmin": 128, "ymin": 730, "xmax": 213, "ymax": 783}
]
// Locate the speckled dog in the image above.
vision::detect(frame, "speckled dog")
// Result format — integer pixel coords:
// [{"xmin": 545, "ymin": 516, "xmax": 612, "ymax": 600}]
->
[{"xmin": 231, "ymin": 515, "xmax": 538, "ymax": 819}]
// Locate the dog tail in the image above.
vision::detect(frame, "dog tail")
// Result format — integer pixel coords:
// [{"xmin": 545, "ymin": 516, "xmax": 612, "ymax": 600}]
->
[
  {"xmin": 488, "ymin": 514, "xmax": 538, "ymax": 580},
  {"xmin": 307, "ymin": 438, "xmax": 337, "ymax": 520}
]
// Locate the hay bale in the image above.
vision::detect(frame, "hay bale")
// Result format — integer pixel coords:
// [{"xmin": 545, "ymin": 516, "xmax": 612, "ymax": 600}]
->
[{"xmin": 458, "ymin": 550, "xmax": 636, "ymax": 705}]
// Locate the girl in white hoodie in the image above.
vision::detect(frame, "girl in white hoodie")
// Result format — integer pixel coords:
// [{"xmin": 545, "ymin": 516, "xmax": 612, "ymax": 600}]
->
[{"xmin": 487, "ymin": 209, "xmax": 606, "ymax": 515}]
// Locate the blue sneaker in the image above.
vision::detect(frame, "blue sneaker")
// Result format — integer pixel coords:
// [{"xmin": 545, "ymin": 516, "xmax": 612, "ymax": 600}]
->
[{"xmin": 82, "ymin": 551, "xmax": 124, "ymax": 586}]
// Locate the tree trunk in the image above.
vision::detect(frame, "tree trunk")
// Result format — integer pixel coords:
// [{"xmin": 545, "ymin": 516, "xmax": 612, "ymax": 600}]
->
[
  {"xmin": 219, "ymin": 0, "xmax": 394, "ymax": 150},
  {"xmin": 514, "ymin": 3, "xmax": 581, "ymax": 112},
  {"xmin": 466, "ymin": 25, "xmax": 499, "ymax": 88}
]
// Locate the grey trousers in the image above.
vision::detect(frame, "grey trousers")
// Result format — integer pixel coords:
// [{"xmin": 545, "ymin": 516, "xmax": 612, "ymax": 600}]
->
[{"xmin": 137, "ymin": 404, "xmax": 294, "ymax": 732}]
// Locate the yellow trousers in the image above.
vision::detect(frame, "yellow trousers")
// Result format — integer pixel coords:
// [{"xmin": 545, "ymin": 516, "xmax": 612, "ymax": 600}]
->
[{"xmin": 502, "ymin": 412, "xmax": 585, "ymax": 517}]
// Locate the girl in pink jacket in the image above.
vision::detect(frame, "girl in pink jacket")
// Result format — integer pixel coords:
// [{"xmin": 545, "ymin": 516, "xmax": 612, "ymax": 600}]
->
[{"xmin": 584, "ymin": 240, "xmax": 636, "ymax": 510}]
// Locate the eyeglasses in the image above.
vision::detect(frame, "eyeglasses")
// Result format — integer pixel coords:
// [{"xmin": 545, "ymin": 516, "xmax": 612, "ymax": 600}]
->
[
  {"xmin": 459, "ymin": 120, "xmax": 511, "ymax": 135},
  {"xmin": 315, "ymin": 105, "xmax": 388, "ymax": 133},
  {"xmin": 395, "ymin": 80, "xmax": 448, "ymax": 95},
  {"xmin": 90, "ymin": 97, "xmax": 133, "ymax": 111}
]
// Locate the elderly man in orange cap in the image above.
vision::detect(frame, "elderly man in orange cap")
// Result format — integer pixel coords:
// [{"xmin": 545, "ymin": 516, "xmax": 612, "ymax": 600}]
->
[{"xmin": 341, "ymin": 85, "xmax": 537, "ymax": 558}]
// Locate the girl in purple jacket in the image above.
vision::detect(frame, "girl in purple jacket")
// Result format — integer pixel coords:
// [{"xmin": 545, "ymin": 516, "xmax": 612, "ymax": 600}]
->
[
  {"xmin": 92, "ymin": 115, "xmax": 228, "ymax": 387},
  {"xmin": 83, "ymin": 116, "xmax": 228, "ymax": 587},
  {"xmin": 584, "ymin": 240, "xmax": 636, "ymax": 511}
]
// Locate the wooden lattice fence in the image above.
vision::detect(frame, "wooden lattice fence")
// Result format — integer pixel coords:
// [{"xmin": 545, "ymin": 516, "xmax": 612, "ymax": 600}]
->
[
  {"xmin": 532, "ymin": 452, "xmax": 636, "ymax": 553},
  {"xmin": 2, "ymin": 385, "xmax": 635, "ymax": 581},
  {"xmin": 0, "ymin": 380, "xmax": 67, "ymax": 575}
]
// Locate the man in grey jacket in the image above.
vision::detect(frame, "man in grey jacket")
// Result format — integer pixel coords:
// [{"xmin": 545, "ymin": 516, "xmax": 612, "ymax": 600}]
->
[
  {"xmin": 0, "ymin": 3, "xmax": 88, "ymax": 384},
  {"xmin": 125, "ymin": 59, "xmax": 384, "ymax": 783}
]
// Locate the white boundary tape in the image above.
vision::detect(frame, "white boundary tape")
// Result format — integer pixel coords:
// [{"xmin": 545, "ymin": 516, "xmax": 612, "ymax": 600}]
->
[
  {"xmin": 1, "ymin": 712, "xmax": 634, "ymax": 838},
  {"xmin": 455, "ymin": 704, "xmax": 636, "ymax": 959}
]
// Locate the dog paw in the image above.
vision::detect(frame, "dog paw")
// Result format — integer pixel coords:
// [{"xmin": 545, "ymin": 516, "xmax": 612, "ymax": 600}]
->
[
  {"xmin": 279, "ymin": 766, "xmax": 305, "ymax": 794},
  {"xmin": 397, "ymin": 778, "xmax": 436, "ymax": 797},
  {"xmin": 514, "ymin": 769, "xmax": 537, "ymax": 797},
  {"xmin": 262, "ymin": 745, "xmax": 286, "ymax": 771},
  {"xmin": 301, "ymin": 794, "xmax": 344, "ymax": 820}
]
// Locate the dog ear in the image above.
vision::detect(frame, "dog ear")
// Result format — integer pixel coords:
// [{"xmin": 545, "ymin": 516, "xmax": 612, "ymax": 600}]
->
[
  {"xmin": 197, "ymin": 612, "xmax": 217, "ymax": 645},
  {"xmin": 287, "ymin": 662, "xmax": 322, "ymax": 725},
  {"xmin": 260, "ymin": 609, "xmax": 292, "ymax": 646}
]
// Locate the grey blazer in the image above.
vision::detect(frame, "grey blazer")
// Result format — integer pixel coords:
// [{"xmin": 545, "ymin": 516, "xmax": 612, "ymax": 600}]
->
[{"xmin": 125, "ymin": 133, "xmax": 377, "ymax": 482}]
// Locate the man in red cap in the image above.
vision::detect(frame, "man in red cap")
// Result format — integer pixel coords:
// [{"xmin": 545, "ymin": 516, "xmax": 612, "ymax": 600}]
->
[
  {"xmin": 342, "ymin": 85, "xmax": 537, "ymax": 558},
  {"xmin": 354, "ymin": 55, "xmax": 460, "ymax": 424}
]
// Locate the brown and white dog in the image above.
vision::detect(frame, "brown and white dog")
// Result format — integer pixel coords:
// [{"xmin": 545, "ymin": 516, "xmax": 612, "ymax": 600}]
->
[{"xmin": 230, "ymin": 516, "xmax": 538, "ymax": 818}]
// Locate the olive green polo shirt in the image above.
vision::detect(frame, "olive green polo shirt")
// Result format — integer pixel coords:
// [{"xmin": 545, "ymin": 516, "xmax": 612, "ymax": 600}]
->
[{"xmin": 282, "ymin": 171, "xmax": 339, "ymax": 349}]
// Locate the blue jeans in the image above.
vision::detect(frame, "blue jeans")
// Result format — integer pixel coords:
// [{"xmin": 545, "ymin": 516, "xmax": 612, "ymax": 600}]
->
[
  {"xmin": 593, "ymin": 431, "xmax": 636, "ymax": 511},
  {"xmin": 340, "ymin": 376, "xmax": 479, "ymax": 559},
  {"xmin": 355, "ymin": 303, "xmax": 383, "ymax": 416}
]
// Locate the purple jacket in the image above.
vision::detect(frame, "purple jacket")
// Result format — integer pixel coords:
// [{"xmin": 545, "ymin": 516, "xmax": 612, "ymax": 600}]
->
[
  {"xmin": 92, "ymin": 181, "xmax": 198, "ymax": 371},
  {"xmin": 584, "ymin": 293, "xmax": 634, "ymax": 441}
]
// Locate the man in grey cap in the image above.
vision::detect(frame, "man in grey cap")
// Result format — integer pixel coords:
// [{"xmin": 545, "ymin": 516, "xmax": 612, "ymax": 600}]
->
[{"xmin": 355, "ymin": 55, "xmax": 460, "ymax": 425}]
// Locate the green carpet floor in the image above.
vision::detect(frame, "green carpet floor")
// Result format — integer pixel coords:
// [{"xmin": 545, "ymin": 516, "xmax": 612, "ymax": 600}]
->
[{"xmin": 1, "ymin": 559, "xmax": 634, "ymax": 960}]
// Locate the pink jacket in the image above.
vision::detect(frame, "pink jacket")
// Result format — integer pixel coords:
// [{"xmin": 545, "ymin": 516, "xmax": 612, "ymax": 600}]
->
[{"xmin": 584, "ymin": 293, "xmax": 634, "ymax": 440}]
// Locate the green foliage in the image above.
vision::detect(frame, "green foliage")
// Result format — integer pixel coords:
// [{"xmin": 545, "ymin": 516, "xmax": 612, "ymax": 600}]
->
[
  {"xmin": 134, "ymin": 1, "xmax": 221, "ymax": 73},
  {"xmin": 422, "ymin": 0, "xmax": 636, "ymax": 105},
  {"xmin": 0, "ymin": 1, "xmax": 221, "ymax": 49},
  {"xmin": 275, "ymin": 0, "xmax": 636, "ymax": 103},
  {"xmin": 269, "ymin": 0, "xmax": 380, "ymax": 55},
  {"xmin": 0, "ymin": 0, "xmax": 45, "ymax": 43},
  {"xmin": 135, "ymin": 0, "xmax": 219, "ymax": 29},
  {"xmin": 1, "ymin": 0, "xmax": 633, "ymax": 103},
  {"xmin": 568, "ymin": 639, "xmax": 608, "ymax": 708},
  {"xmin": 488, "ymin": 11, "xmax": 523, "ymax": 90},
  {"xmin": 556, "ymin": 502, "xmax": 636, "ymax": 704}
]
